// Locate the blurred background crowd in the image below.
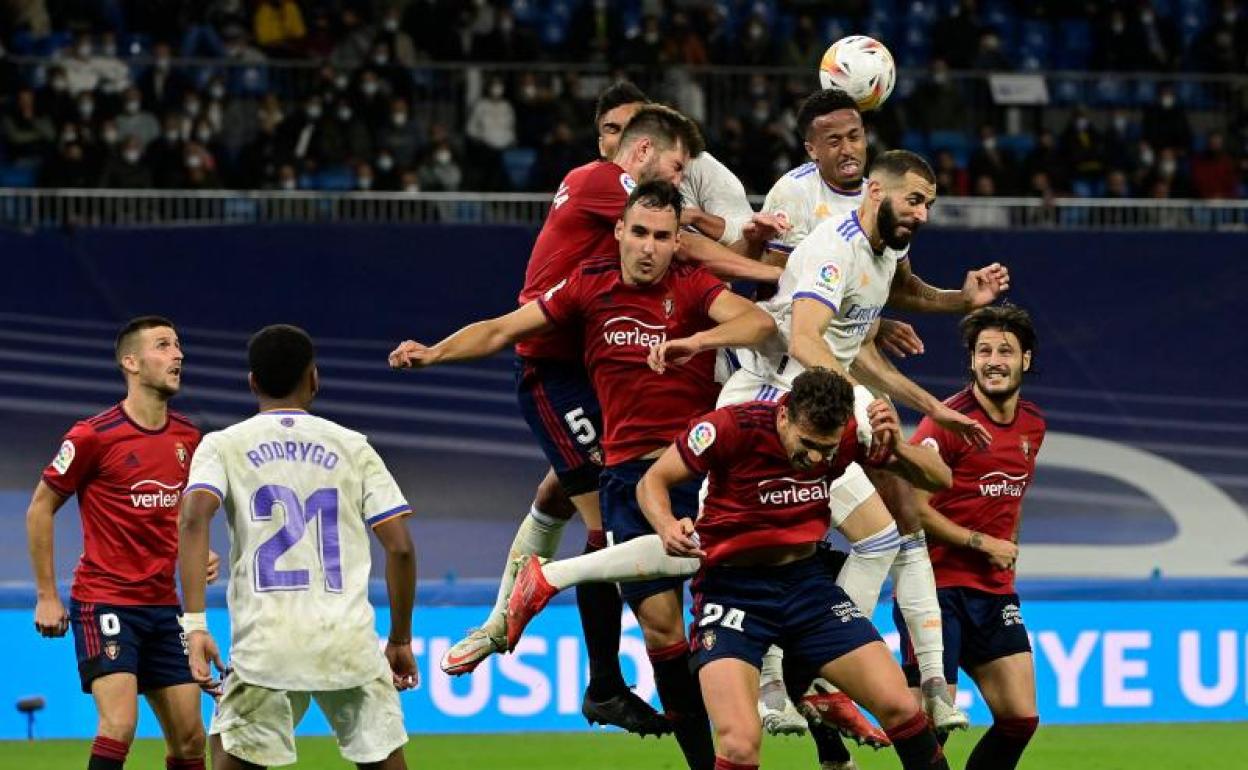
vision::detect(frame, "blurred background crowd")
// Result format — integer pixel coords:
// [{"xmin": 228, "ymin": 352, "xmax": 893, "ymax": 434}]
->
[{"xmin": 0, "ymin": 0, "xmax": 1245, "ymax": 198}]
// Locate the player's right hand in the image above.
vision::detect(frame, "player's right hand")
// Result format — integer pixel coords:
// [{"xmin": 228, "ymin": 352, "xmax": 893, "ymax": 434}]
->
[
  {"xmin": 977, "ymin": 535, "xmax": 1019, "ymax": 571},
  {"xmin": 741, "ymin": 212, "xmax": 790, "ymax": 245},
  {"xmin": 875, "ymin": 319, "xmax": 925, "ymax": 358},
  {"xmin": 33, "ymin": 595, "xmax": 69, "ymax": 638},
  {"xmin": 388, "ymin": 340, "xmax": 434, "ymax": 369},
  {"xmin": 933, "ymin": 404, "xmax": 992, "ymax": 449},
  {"xmin": 660, "ymin": 518, "xmax": 705, "ymax": 559},
  {"xmin": 386, "ymin": 640, "xmax": 420, "ymax": 691},
  {"xmin": 648, "ymin": 337, "xmax": 701, "ymax": 373},
  {"xmin": 187, "ymin": 630, "xmax": 225, "ymax": 686},
  {"xmin": 865, "ymin": 398, "xmax": 901, "ymax": 462}
]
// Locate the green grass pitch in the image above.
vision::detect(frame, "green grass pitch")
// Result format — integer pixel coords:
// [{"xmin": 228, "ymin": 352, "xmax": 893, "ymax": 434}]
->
[{"xmin": 2, "ymin": 723, "xmax": 1241, "ymax": 769}]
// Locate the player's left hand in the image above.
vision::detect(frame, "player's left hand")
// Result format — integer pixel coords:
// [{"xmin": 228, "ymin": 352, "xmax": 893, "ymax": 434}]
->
[
  {"xmin": 961, "ymin": 263, "xmax": 1010, "ymax": 309},
  {"xmin": 187, "ymin": 630, "xmax": 225, "ymax": 687},
  {"xmin": 932, "ymin": 403, "xmax": 993, "ymax": 449},
  {"xmin": 386, "ymin": 640, "xmax": 420, "ymax": 691},
  {"xmin": 648, "ymin": 337, "xmax": 702, "ymax": 373},
  {"xmin": 388, "ymin": 340, "xmax": 435, "ymax": 369},
  {"xmin": 865, "ymin": 398, "xmax": 900, "ymax": 463},
  {"xmin": 875, "ymin": 318, "xmax": 925, "ymax": 358},
  {"xmin": 206, "ymin": 549, "xmax": 221, "ymax": 584}
]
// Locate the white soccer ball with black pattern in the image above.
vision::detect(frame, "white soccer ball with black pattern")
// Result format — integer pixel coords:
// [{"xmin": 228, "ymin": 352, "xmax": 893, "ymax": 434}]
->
[{"xmin": 818, "ymin": 35, "xmax": 896, "ymax": 112}]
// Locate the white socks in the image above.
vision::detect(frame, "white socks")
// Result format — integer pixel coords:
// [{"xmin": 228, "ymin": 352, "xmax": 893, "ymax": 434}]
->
[
  {"xmin": 836, "ymin": 521, "xmax": 900, "ymax": 618},
  {"xmin": 891, "ymin": 531, "xmax": 945, "ymax": 684},
  {"xmin": 484, "ymin": 506, "xmax": 568, "ymax": 634},
  {"xmin": 541, "ymin": 533, "xmax": 699, "ymax": 590}
]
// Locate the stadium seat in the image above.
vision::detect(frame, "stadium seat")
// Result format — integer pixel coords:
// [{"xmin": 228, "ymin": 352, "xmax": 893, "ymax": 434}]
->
[
  {"xmin": 1050, "ymin": 77, "xmax": 1085, "ymax": 106},
  {"xmin": 928, "ymin": 130, "xmax": 970, "ymax": 166},
  {"xmin": 502, "ymin": 147, "xmax": 538, "ymax": 191},
  {"xmin": 0, "ymin": 165, "xmax": 38, "ymax": 188},
  {"xmin": 998, "ymin": 133, "xmax": 1035, "ymax": 158},
  {"xmin": 33, "ymin": 30, "xmax": 72, "ymax": 56},
  {"xmin": 8, "ymin": 30, "xmax": 36, "ymax": 55},
  {"xmin": 901, "ymin": 129, "xmax": 928, "ymax": 157},
  {"xmin": 1131, "ymin": 78, "xmax": 1158, "ymax": 106},
  {"xmin": 1091, "ymin": 77, "xmax": 1129, "ymax": 107},
  {"xmin": 315, "ymin": 167, "xmax": 356, "ymax": 192}
]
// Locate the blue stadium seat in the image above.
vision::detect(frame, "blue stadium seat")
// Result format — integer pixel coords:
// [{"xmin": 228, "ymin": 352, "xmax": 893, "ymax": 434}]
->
[
  {"xmin": 33, "ymin": 31, "xmax": 72, "ymax": 56},
  {"xmin": 502, "ymin": 147, "xmax": 537, "ymax": 190},
  {"xmin": 821, "ymin": 16, "xmax": 853, "ymax": 43},
  {"xmin": 1174, "ymin": 80, "xmax": 1211, "ymax": 109},
  {"xmin": 895, "ymin": 74, "xmax": 919, "ymax": 100},
  {"xmin": 998, "ymin": 133, "xmax": 1035, "ymax": 158},
  {"xmin": 315, "ymin": 167, "xmax": 356, "ymax": 191},
  {"xmin": 900, "ymin": 129, "xmax": 928, "ymax": 157},
  {"xmin": 1050, "ymin": 77, "xmax": 1085, "ymax": 106},
  {"xmin": 928, "ymin": 130, "xmax": 970, "ymax": 166},
  {"xmin": 8, "ymin": 30, "xmax": 36, "ymax": 55},
  {"xmin": 1131, "ymin": 78, "xmax": 1158, "ymax": 106},
  {"xmin": 0, "ymin": 165, "xmax": 38, "ymax": 188},
  {"xmin": 1091, "ymin": 77, "xmax": 1129, "ymax": 107},
  {"xmin": 1071, "ymin": 179, "xmax": 1106, "ymax": 198},
  {"xmin": 905, "ymin": 2, "xmax": 939, "ymax": 24}
]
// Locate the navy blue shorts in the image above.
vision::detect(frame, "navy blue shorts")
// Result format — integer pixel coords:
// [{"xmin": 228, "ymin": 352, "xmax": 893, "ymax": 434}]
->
[
  {"xmin": 514, "ymin": 357, "xmax": 604, "ymax": 495},
  {"xmin": 601, "ymin": 458, "xmax": 701, "ymax": 606},
  {"xmin": 894, "ymin": 586, "xmax": 1032, "ymax": 686},
  {"xmin": 69, "ymin": 599, "xmax": 194, "ymax": 694},
  {"xmin": 690, "ymin": 556, "xmax": 881, "ymax": 680}
]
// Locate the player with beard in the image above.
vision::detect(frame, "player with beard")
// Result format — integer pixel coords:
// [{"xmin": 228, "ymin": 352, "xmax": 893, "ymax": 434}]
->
[
  {"xmin": 895, "ymin": 305, "xmax": 1044, "ymax": 770},
  {"xmin": 25, "ymin": 316, "xmax": 219, "ymax": 770}
]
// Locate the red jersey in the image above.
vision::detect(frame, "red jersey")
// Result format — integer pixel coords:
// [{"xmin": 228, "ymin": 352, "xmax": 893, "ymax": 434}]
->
[
  {"xmin": 539, "ymin": 256, "xmax": 726, "ymax": 464},
  {"xmin": 676, "ymin": 400, "xmax": 878, "ymax": 566},
  {"xmin": 911, "ymin": 387, "xmax": 1046, "ymax": 594},
  {"xmin": 517, "ymin": 160, "xmax": 634, "ymax": 361},
  {"xmin": 41, "ymin": 403, "xmax": 201, "ymax": 605}
]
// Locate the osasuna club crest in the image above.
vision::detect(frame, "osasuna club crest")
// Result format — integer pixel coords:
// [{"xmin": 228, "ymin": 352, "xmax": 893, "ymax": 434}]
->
[
  {"xmin": 174, "ymin": 442, "xmax": 188, "ymax": 468},
  {"xmin": 663, "ymin": 297, "xmax": 675, "ymax": 317},
  {"xmin": 103, "ymin": 641, "xmax": 121, "ymax": 660},
  {"xmin": 701, "ymin": 629, "xmax": 716, "ymax": 651},
  {"xmin": 1021, "ymin": 436, "xmax": 1031, "ymax": 459}
]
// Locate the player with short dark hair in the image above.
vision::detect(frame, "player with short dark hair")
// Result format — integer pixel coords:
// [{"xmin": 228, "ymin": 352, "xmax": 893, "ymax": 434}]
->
[
  {"xmin": 634, "ymin": 367, "xmax": 952, "ymax": 770},
  {"xmin": 179, "ymin": 324, "xmax": 418, "ymax": 770},
  {"xmin": 26, "ymin": 315, "xmax": 216, "ymax": 770},
  {"xmin": 392, "ymin": 181, "xmax": 776, "ymax": 766},
  {"xmin": 896, "ymin": 305, "xmax": 1044, "ymax": 770}
]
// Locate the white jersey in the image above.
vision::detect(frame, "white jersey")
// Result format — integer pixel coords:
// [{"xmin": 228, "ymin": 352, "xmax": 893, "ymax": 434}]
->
[
  {"xmin": 761, "ymin": 161, "xmax": 865, "ymax": 255},
  {"xmin": 186, "ymin": 409, "xmax": 411, "ymax": 691},
  {"xmin": 737, "ymin": 211, "xmax": 908, "ymax": 388},
  {"xmin": 681, "ymin": 151, "xmax": 753, "ymax": 245}
]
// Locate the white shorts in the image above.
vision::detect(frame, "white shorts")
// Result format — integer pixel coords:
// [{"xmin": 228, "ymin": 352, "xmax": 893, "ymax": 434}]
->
[
  {"xmin": 717, "ymin": 366, "xmax": 787, "ymax": 408},
  {"xmin": 210, "ymin": 672, "xmax": 407, "ymax": 767}
]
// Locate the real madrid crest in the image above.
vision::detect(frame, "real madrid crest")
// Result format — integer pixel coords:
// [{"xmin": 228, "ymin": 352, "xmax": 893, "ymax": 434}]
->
[{"xmin": 174, "ymin": 442, "xmax": 188, "ymax": 468}]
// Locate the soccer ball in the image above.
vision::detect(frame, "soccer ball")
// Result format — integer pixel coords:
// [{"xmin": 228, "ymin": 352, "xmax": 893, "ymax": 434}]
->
[{"xmin": 818, "ymin": 35, "xmax": 896, "ymax": 112}]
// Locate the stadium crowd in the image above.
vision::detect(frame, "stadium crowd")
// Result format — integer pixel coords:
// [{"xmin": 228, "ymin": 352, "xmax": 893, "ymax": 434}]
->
[{"xmin": 0, "ymin": 0, "xmax": 1245, "ymax": 198}]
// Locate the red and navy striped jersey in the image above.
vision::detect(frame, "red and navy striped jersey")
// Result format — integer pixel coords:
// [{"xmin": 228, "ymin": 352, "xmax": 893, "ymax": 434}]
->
[
  {"xmin": 539, "ymin": 257, "xmax": 726, "ymax": 464},
  {"xmin": 911, "ymin": 387, "xmax": 1046, "ymax": 594},
  {"xmin": 518, "ymin": 160, "xmax": 634, "ymax": 361},
  {"xmin": 41, "ymin": 403, "xmax": 201, "ymax": 605},
  {"xmin": 677, "ymin": 400, "xmax": 869, "ymax": 566}
]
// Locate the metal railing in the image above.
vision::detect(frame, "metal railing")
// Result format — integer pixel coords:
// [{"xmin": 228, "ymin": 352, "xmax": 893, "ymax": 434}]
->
[{"xmin": 2, "ymin": 188, "xmax": 1246, "ymax": 231}]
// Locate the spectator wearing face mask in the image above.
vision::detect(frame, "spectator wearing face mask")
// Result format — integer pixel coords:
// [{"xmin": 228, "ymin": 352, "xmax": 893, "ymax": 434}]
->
[
  {"xmin": 417, "ymin": 140, "xmax": 462, "ymax": 192},
  {"xmin": 234, "ymin": 102, "xmax": 284, "ymax": 188},
  {"xmin": 969, "ymin": 124, "xmax": 1018, "ymax": 194},
  {"xmin": 62, "ymin": 32, "xmax": 130, "ymax": 96},
  {"xmin": 41, "ymin": 131, "xmax": 96, "ymax": 188},
  {"xmin": 971, "ymin": 30, "xmax": 1011, "ymax": 70},
  {"xmin": 376, "ymin": 6, "xmax": 423, "ymax": 66},
  {"xmin": 277, "ymin": 96, "xmax": 326, "ymax": 166},
  {"xmin": 367, "ymin": 41, "xmax": 412, "ymax": 101},
  {"xmin": 373, "ymin": 151, "xmax": 401, "ymax": 190},
  {"xmin": 317, "ymin": 99, "xmax": 374, "ymax": 165},
  {"xmin": 1190, "ymin": 132, "xmax": 1239, "ymax": 199},
  {"xmin": 272, "ymin": 162, "xmax": 300, "ymax": 191},
  {"xmin": 399, "ymin": 169, "xmax": 420, "ymax": 194},
  {"xmin": 910, "ymin": 59, "xmax": 968, "ymax": 133},
  {"xmin": 353, "ymin": 160, "xmax": 376, "ymax": 191},
  {"xmin": 1060, "ymin": 107, "xmax": 1108, "ymax": 190},
  {"xmin": 98, "ymin": 135, "xmax": 154, "ymax": 188},
  {"xmin": 1142, "ymin": 85, "xmax": 1192, "ymax": 153},
  {"xmin": 374, "ymin": 97, "xmax": 424, "ymax": 168},
  {"xmin": 114, "ymin": 87, "xmax": 160, "ymax": 150},
  {"xmin": 464, "ymin": 76, "xmax": 515, "ymax": 190},
  {"xmin": 739, "ymin": 13, "xmax": 773, "ymax": 67},
  {"xmin": 179, "ymin": 141, "xmax": 223, "ymax": 189},
  {"xmin": 355, "ymin": 70, "xmax": 393, "ymax": 131}
]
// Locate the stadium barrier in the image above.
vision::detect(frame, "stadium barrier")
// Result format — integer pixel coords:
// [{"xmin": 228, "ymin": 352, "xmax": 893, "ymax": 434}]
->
[
  {"xmin": 2, "ymin": 188, "xmax": 1248, "ymax": 230},
  {"xmin": 2, "ymin": 585, "xmax": 1246, "ymax": 739}
]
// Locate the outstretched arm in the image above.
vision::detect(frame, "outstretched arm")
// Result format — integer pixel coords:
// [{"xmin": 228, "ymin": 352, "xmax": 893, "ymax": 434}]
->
[
  {"xmin": 390, "ymin": 301, "xmax": 553, "ymax": 369},
  {"xmin": 887, "ymin": 259, "xmax": 1010, "ymax": 314},
  {"xmin": 852, "ymin": 321, "xmax": 992, "ymax": 448},
  {"xmin": 867, "ymin": 401, "xmax": 951, "ymax": 491},
  {"xmin": 677, "ymin": 230, "xmax": 783, "ymax": 284}
]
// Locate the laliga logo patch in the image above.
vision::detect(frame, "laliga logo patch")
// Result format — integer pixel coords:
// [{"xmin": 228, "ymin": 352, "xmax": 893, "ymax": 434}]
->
[
  {"xmin": 920, "ymin": 437, "xmax": 940, "ymax": 452},
  {"xmin": 817, "ymin": 262, "xmax": 841, "ymax": 288},
  {"xmin": 51, "ymin": 440, "xmax": 75, "ymax": 475},
  {"xmin": 174, "ymin": 442, "xmax": 188, "ymax": 468},
  {"xmin": 687, "ymin": 422, "xmax": 717, "ymax": 456},
  {"xmin": 619, "ymin": 173, "xmax": 636, "ymax": 193}
]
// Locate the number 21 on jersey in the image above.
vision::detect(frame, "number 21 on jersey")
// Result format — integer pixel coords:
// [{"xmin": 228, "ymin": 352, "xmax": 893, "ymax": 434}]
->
[{"xmin": 251, "ymin": 485, "xmax": 343, "ymax": 593}]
